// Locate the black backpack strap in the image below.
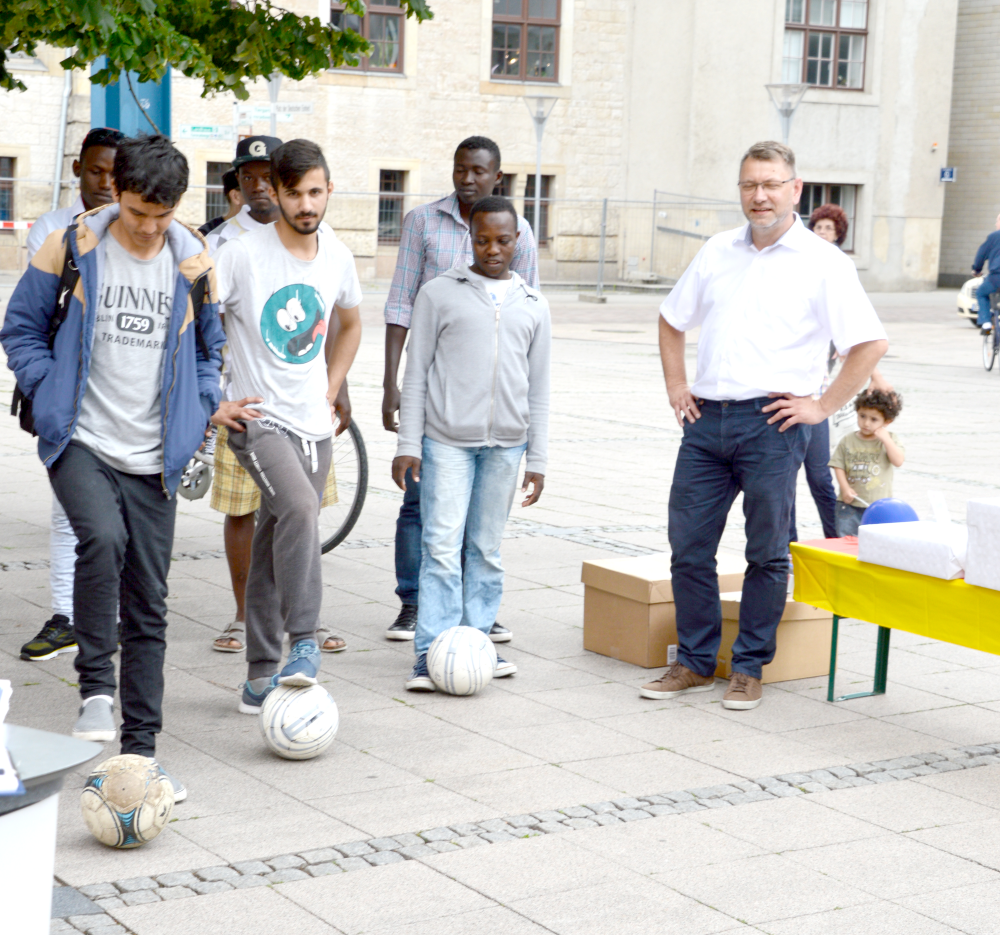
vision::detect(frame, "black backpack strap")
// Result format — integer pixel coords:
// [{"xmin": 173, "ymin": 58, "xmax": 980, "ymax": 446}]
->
[
  {"xmin": 189, "ymin": 274, "xmax": 211, "ymax": 361},
  {"xmin": 48, "ymin": 222, "xmax": 81, "ymax": 349}
]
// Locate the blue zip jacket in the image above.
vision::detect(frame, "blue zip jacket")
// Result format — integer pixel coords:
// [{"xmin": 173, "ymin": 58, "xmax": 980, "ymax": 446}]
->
[
  {"xmin": 0, "ymin": 204, "xmax": 226, "ymax": 496},
  {"xmin": 973, "ymin": 229, "xmax": 1000, "ymax": 283}
]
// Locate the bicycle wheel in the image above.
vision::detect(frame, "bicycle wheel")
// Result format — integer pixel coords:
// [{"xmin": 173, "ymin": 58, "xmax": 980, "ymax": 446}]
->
[
  {"xmin": 320, "ymin": 420, "xmax": 369, "ymax": 553},
  {"xmin": 984, "ymin": 332, "xmax": 997, "ymax": 371}
]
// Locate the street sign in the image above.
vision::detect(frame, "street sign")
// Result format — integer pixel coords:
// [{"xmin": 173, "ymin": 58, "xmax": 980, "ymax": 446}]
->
[
  {"xmin": 177, "ymin": 125, "xmax": 234, "ymax": 141},
  {"xmin": 940, "ymin": 167, "xmax": 957, "ymax": 183},
  {"xmin": 235, "ymin": 102, "xmax": 312, "ymax": 122}
]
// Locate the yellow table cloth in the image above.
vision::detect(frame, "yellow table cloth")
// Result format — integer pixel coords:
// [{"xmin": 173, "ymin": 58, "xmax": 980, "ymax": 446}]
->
[{"xmin": 791, "ymin": 540, "xmax": 1000, "ymax": 656}]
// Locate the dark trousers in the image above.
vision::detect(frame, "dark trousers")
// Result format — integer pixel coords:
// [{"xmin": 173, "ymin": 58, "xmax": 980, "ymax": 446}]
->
[
  {"xmin": 48, "ymin": 442, "xmax": 176, "ymax": 757},
  {"xmin": 789, "ymin": 417, "xmax": 838, "ymax": 541},
  {"xmin": 668, "ymin": 399, "xmax": 808, "ymax": 680},
  {"xmin": 395, "ymin": 468, "xmax": 421, "ymax": 606}
]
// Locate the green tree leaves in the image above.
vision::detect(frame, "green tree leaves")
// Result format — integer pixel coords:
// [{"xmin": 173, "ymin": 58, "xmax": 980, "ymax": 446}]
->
[{"xmin": 1, "ymin": 0, "xmax": 433, "ymax": 98}]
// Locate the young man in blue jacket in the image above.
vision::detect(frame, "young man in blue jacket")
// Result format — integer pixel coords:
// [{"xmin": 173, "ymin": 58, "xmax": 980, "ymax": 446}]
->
[
  {"xmin": 392, "ymin": 196, "xmax": 550, "ymax": 691},
  {"xmin": 1, "ymin": 135, "xmax": 226, "ymax": 798}
]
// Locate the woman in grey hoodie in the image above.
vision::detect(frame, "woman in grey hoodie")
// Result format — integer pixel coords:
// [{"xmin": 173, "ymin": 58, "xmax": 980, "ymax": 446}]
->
[{"xmin": 392, "ymin": 196, "xmax": 551, "ymax": 691}]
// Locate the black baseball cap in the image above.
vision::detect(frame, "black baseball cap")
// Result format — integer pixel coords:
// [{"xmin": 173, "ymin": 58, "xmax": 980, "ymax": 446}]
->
[{"xmin": 233, "ymin": 136, "xmax": 283, "ymax": 169}]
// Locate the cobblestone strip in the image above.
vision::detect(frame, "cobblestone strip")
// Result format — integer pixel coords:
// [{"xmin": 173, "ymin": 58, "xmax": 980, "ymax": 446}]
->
[{"xmin": 53, "ymin": 741, "xmax": 1000, "ymax": 931}]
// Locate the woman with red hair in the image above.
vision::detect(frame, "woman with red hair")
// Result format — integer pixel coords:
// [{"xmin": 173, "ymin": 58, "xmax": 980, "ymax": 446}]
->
[{"xmin": 808, "ymin": 203, "xmax": 849, "ymax": 246}]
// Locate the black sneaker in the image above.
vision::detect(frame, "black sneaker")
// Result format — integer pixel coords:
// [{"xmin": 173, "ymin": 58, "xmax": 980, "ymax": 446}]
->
[
  {"xmin": 20, "ymin": 615, "xmax": 78, "ymax": 661},
  {"xmin": 386, "ymin": 604, "xmax": 418, "ymax": 641},
  {"xmin": 489, "ymin": 622, "xmax": 512, "ymax": 643}
]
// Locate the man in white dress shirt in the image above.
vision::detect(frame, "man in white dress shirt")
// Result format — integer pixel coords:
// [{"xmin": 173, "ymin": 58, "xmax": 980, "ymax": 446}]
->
[{"xmin": 640, "ymin": 141, "xmax": 888, "ymax": 711}]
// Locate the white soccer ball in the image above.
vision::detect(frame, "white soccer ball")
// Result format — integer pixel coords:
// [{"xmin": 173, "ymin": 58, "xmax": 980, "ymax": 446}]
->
[
  {"xmin": 427, "ymin": 626, "xmax": 498, "ymax": 695},
  {"xmin": 260, "ymin": 684, "xmax": 339, "ymax": 760},
  {"xmin": 80, "ymin": 754, "xmax": 174, "ymax": 849}
]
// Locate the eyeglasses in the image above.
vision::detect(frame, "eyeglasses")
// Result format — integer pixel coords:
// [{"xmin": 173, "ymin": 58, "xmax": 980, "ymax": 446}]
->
[{"xmin": 738, "ymin": 178, "xmax": 795, "ymax": 194}]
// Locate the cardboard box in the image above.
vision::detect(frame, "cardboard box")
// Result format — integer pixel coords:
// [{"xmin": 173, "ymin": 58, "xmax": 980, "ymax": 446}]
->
[
  {"xmin": 581, "ymin": 552, "xmax": 745, "ymax": 668},
  {"xmin": 715, "ymin": 591, "xmax": 832, "ymax": 683},
  {"xmin": 966, "ymin": 498, "xmax": 1000, "ymax": 591}
]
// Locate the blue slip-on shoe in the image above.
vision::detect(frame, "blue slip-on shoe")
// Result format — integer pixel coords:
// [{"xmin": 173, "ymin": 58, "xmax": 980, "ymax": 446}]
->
[
  {"xmin": 405, "ymin": 653, "xmax": 436, "ymax": 692},
  {"xmin": 494, "ymin": 655, "xmax": 517, "ymax": 678},
  {"xmin": 278, "ymin": 639, "xmax": 321, "ymax": 687},
  {"xmin": 239, "ymin": 674, "xmax": 279, "ymax": 714}
]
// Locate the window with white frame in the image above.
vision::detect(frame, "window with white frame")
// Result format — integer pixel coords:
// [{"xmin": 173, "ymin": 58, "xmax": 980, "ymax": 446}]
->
[{"xmin": 783, "ymin": 0, "xmax": 868, "ymax": 89}]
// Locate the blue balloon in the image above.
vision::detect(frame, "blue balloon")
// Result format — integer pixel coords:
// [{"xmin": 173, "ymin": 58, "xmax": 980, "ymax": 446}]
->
[{"xmin": 860, "ymin": 498, "xmax": 919, "ymax": 526}]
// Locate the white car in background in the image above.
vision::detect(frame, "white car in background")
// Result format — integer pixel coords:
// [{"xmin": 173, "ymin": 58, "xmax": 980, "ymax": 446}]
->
[{"xmin": 958, "ymin": 276, "xmax": 983, "ymax": 325}]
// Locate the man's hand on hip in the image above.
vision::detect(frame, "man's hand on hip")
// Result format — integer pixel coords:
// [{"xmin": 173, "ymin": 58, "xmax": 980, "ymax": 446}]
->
[
  {"xmin": 762, "ymin": 393, "xmax": 828, "ymax": 431},
  {"xmin": 211, "ymin": 397, "xmax": 263, "ymax": 431},
  {"xmin": 668, "ymin": 383, "xmax": 701, "ymax": 427}
]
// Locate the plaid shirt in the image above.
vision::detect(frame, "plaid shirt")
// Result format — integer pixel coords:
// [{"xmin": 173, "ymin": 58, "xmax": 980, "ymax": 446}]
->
[{"xmin": 384, "ymin": 193, "xmax": 539, "ymax": 327}]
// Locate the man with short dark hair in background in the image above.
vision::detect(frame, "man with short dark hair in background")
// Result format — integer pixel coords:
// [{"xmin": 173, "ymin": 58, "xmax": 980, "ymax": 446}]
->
[
  {"xmin": 199, "ymin": 168, "xmax": 243, "ymax": 238},
  {"xmin": 18, "ymin": 126, "xmax": 126, "ymax": 664},
  {"xmin": 1, "ymin": 135, "xmax": 226, "ymax": 799},
  {"xmin": 382, "ymin": 135, "xmax": 539, "ymax": 642},
  {"xmin": 972, "ymin": 213, "xmax": 1000, "ymax": 334}
]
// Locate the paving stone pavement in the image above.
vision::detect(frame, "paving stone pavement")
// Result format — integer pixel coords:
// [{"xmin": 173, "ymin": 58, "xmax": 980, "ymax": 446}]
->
[{"xmin": 2, "ymin": 286, "xmax": 1000, "ymax": 934}]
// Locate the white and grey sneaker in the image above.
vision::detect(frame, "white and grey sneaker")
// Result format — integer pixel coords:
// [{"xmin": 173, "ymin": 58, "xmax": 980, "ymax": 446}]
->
[
  {"xmin": 71, "ymin": 695, "xmax": 116, "ymax": 742},
  {"xmin": 152, "ymin": 762, "xmax": 188, "ymax": 803},
  {"xmin": 494, "ymin": 656, "xmax": 517, "ymax": 678}
]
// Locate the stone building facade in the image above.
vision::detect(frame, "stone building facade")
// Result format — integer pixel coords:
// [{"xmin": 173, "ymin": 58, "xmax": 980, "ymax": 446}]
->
[{"xmin": 0, "ymin": 0, "xmax": 963, "ymax": 290}]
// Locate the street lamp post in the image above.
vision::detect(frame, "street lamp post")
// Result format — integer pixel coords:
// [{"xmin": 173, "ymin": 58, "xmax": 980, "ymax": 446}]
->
[
  {"xmin": 765, "ymin": 83, "xmax": 808, "ymax": 145},
  {"xmin": 523, "ymin": 95, "xmax": 558, "ymax": 243},
  {"xmin": 268, "ymin": 74, "xmax": 282, "ymax": 138}
]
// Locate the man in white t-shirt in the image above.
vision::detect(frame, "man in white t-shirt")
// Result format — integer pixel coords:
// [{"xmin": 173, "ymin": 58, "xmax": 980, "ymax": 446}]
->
[
  {"xmin": 640, "ymin": 140, "xmax": 888, "ymax": 712},
  {"xmin": 206, "ymin": 135, "xmax": 282, "ymax": 253},
  {"xmin": 212, "ymin": 140, "xmax": 362, "ymax": 713}
]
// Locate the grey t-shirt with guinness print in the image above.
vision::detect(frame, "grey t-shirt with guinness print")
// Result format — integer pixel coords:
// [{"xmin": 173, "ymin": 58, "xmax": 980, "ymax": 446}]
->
[{"xmin": 74, "ymin": 232, "xmax": 173, "ymax": 474}]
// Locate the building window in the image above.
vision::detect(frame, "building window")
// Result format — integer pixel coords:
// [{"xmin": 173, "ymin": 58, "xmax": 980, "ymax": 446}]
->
[
  {"xmin": 492, "ymin": 0, "xmax": 560, "ymax": 82},
  {"xmin": 799, "ymin": 182, "xmax": 858, "ymax": 251},
  {"xmin": 523, "ymin": 174, "xmax": 553, "ymax": 244},
  {"xmin": 378, "ymin": 169, "xmax": 406, "ymax": 244},
  {"xmin": 0, "ymin": 157, "xmax": 14, "ymax": 222},
  {"xmin": 331, "ymin": 1, "xmax": 404, "ymax": 72},
  {"xmin": 205, "ymin": 162, "xmax": 230, "ymax": 223},
  {"xmin": 783, "ymin": 0, "xmax": 867, "ymax": 89},
  {"xmin": 493, "ymin": 173, "xmax": 516, "ymax": 197}
]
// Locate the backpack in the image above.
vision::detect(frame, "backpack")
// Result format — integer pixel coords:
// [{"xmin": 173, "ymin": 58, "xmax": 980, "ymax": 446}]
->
[{"xmin": 10, "ymin": 223, "xmax": 211, "ymax": 436}]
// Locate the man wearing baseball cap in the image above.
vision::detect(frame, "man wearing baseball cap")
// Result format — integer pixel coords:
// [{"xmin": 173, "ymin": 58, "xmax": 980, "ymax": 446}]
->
[{"xmin": 206, "ymin": 135, "xmax": 283, "ymax": 253}]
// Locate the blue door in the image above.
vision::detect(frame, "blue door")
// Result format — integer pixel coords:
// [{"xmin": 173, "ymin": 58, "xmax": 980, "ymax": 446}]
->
[{"xmin": 90, "ymin": 58, "xmax": 171, "ymax": 137}]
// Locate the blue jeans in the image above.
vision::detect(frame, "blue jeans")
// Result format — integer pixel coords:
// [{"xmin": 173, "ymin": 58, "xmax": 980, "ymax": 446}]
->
[
  {"xmin": 835, "ymin": 501, "xmax": 866, "ymax": 537},
  {"xmin": 790, "ymin": 417, "xmax": 838, "ymax": 541},
  {"xmin": 414, "ymin": 437, "xmax": 526, "ymax": 655},
  {"xmin": 668, "ymin": 398, "xmax": 808, "ymax": 680},
  {"xmin": 394, "ymin": 469, "xmax": 421, "ymax": 606},
  {"xmin": 976, "ymin": 276, "xmax": 1000, "ymax": 326}
]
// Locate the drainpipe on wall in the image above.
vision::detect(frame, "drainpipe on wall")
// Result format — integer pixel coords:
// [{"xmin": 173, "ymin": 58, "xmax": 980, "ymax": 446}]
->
[{"xmin": 50, "ymin": 70, "xmax": 72, "ymax": 212}]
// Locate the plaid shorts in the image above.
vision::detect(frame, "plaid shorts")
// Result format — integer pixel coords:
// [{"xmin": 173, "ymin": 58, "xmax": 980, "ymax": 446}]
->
[{"xmin": 210, "ymin": 424, "xmax": 338, "ymax": 516}]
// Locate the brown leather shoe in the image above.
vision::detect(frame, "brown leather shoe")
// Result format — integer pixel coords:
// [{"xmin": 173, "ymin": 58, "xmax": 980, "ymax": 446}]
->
[
  {"xmin": 640, "ymin": 663, "xmax": 716, "ymax": 700},
  {"xmin": 722, "ymin": 671, "xmax": 762, "ymax": 710}
]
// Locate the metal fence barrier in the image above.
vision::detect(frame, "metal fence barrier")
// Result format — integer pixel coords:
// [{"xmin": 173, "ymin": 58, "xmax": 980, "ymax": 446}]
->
[{"xmin": 0, "ymin": 179, "xmax": 744, "ymax": 289}]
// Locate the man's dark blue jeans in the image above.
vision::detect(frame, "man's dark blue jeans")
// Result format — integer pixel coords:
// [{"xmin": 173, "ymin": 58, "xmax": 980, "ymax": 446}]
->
[
  {"xmin": 668, "ymin": 398, "xmax": 809, "ymax": 680},
  {"xmin": 395, "ymin": 468, "xmax": 421, "ymax": 606},
  {"xmin": 976, "ymin": 274, "xmax": 1000, "ymax": 327}
]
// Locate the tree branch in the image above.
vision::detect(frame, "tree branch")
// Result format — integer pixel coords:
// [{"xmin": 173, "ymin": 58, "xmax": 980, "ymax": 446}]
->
[{"xmin": 125, "ymin": 72, "xmax": 162, "ymax": 134}]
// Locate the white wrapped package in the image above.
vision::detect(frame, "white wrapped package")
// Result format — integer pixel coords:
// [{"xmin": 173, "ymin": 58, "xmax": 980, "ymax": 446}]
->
[
  {"xmin": 857, "ymin": 521, "xmax": 967, "ymax": 580},
  {"xmin": 965, "ymin": 498, "xmax": 1000, "ymax": 591}
]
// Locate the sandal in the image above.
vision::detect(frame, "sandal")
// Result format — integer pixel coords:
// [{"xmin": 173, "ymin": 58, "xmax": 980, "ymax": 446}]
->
[
  {"xmin": 319, "ymin": 634, "xmax": 347, "ymax": 653},
  {"xmin": 212, "ymin": 626, "xmax": 245, "ymax": 653}
]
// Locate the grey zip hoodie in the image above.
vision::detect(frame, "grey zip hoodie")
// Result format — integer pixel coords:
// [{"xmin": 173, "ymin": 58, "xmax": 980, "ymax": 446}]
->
[{"xmin": 397, "ymin": 266, "xmax": 551, "ymax": 474}]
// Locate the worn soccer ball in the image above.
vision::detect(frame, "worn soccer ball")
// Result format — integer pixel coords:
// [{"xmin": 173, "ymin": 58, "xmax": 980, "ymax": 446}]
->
[
  {"xmin": 260, "ymin": 684, "xmax": 339, "ymax": 760},
  {"xmin": 80, "ymin": 754, "xmax": 174, "ymax": 849},
  {"xmin": 427, "ymin": 626, "xmax": 498, "ymax": 696}
]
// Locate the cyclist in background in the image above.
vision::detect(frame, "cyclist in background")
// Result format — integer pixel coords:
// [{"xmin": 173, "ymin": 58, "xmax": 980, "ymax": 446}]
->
[{"xmin": 972, "ymin": 213, "xmax": 1000, "ymax": 335}]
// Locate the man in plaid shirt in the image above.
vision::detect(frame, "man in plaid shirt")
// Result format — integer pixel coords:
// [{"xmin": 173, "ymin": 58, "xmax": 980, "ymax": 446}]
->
[{"xmin": 382, "ymin": 135, "xmax": 539, "ymax": 642}]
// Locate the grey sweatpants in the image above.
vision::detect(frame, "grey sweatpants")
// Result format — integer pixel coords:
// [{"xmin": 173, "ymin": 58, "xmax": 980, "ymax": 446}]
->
[{"xmin": 228, "ymin": 419, "xmax": 332, "ymax": 679}]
